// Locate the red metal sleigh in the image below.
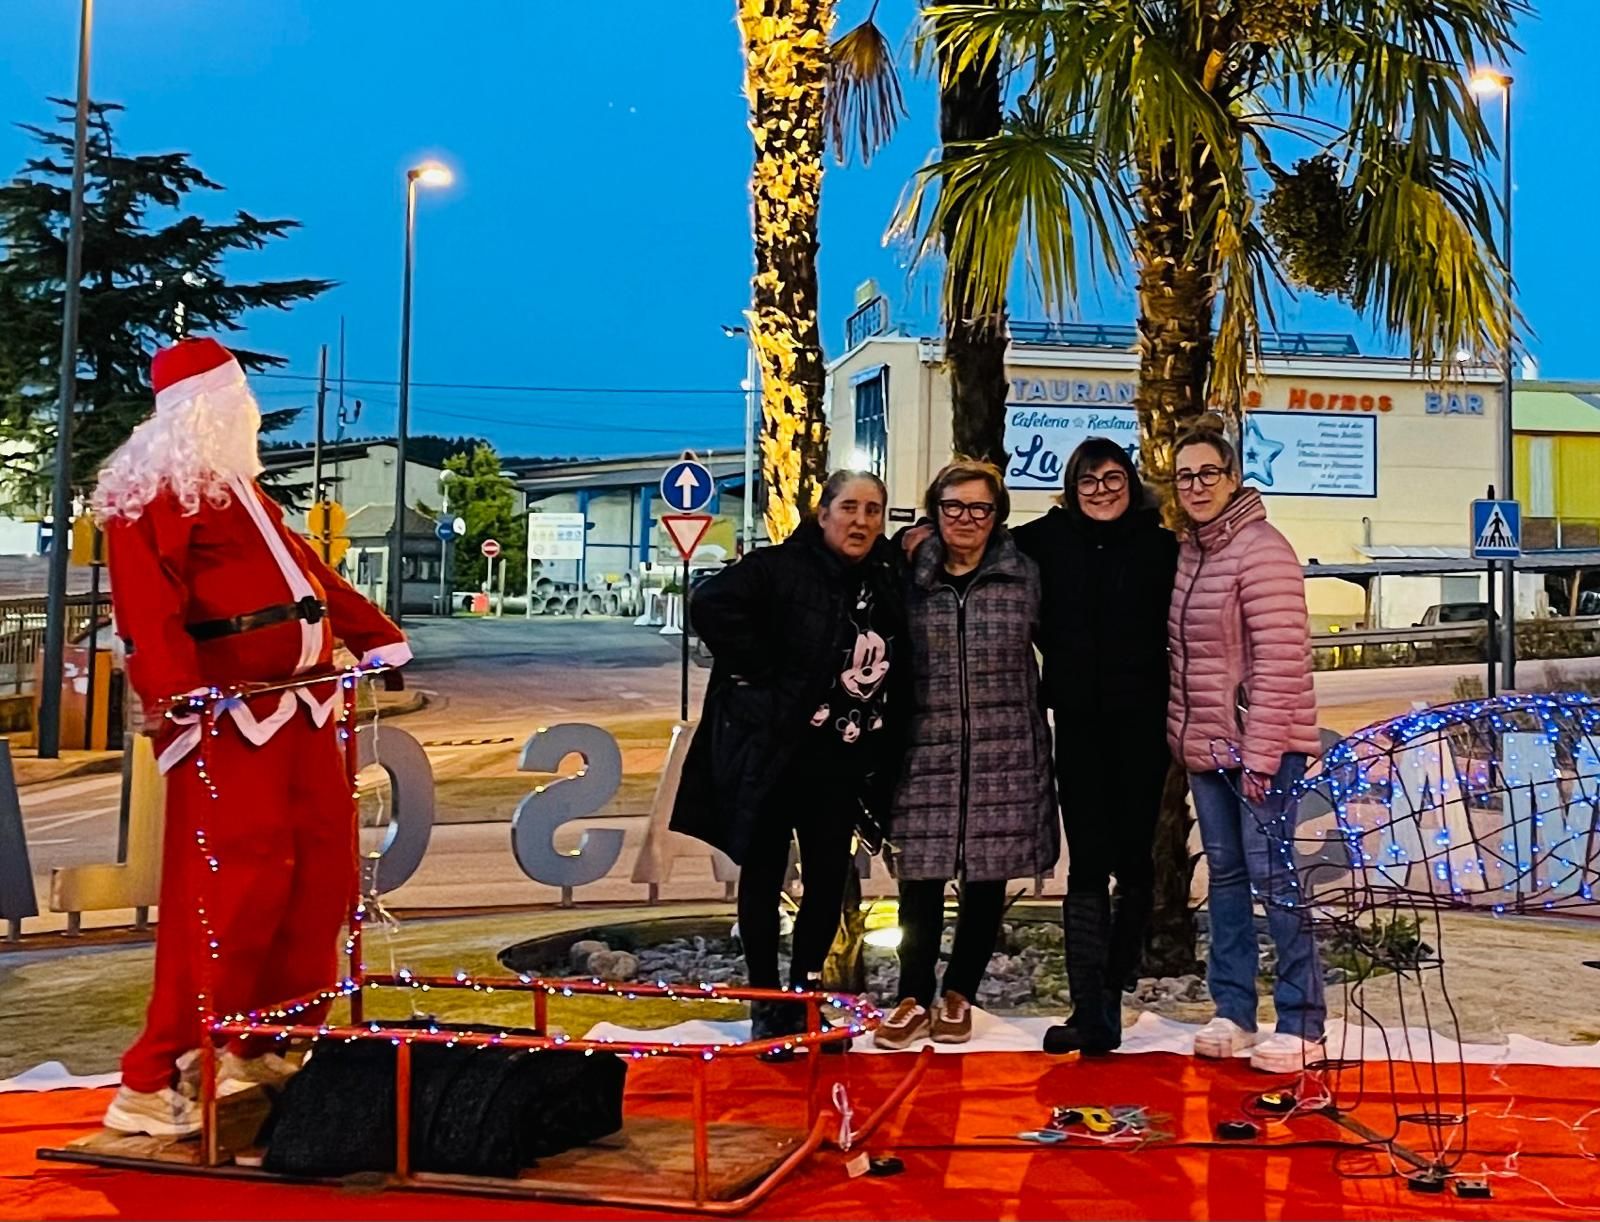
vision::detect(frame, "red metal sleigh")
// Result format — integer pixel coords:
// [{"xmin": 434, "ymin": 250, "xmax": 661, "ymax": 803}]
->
[{"xmin": 40, "ymin": 669, "xmax": 930, "ymax": 1213}]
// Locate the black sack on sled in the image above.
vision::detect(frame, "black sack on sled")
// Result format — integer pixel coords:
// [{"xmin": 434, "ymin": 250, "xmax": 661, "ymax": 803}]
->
[{"xmin": 261, "ymin": 1022, "xmax": 626, "ymax": 1178}]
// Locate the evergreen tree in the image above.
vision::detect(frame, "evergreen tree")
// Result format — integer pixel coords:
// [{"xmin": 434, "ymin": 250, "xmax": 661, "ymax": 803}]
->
[
  {"xmin": 0, "ymin": 99, "xmax": 331, "ymax": 510},
  {"xmin": 442, "ymin": 443, "xmax": 526, "ymax": 595}
]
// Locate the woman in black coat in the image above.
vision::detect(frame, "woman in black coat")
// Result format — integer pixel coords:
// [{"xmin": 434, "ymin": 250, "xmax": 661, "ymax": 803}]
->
[
  {"xmin": 671, "ymin": 471, "xmax": 907, "ymax": 1049},
  {"xmin": 1013, "ymin": 437, "xmax": 1178, "ymax": 1055}
]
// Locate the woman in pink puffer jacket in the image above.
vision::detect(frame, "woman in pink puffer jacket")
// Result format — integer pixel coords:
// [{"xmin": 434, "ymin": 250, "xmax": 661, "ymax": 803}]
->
[{"xmin": 1166, "ymin": 424, "xmax": 1326, "ymax": 1076}]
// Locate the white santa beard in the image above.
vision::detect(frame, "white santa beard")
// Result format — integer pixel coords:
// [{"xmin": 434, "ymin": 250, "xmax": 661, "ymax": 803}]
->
[{"xmin": 92, "ymin": 388, "xmax": 264, "ymax": 522}]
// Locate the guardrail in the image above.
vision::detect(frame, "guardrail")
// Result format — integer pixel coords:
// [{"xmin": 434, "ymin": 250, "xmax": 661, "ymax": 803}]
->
[
  {"xmin": 1313, "ymin": 616, "xmax": 1600, "ymax": 670},
  {"xmin": 0, "ymin": 594, "xmax": 105, "ymax": 695}
]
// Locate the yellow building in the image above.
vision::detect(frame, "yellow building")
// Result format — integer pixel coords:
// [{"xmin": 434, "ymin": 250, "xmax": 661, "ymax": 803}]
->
[
  {"xmin": 1514, "ymin": 384, "xmax": 1600, "ymax": 551},
  {"xmin": 826, "ymin": 321, "xmax": 1519, "ymax": 627}
]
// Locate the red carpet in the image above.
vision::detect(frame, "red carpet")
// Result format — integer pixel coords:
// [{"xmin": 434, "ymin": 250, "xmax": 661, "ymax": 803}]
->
[{"xmin": 4, "ymin": 1053, "xmax": 1597, "ymax": 1220}]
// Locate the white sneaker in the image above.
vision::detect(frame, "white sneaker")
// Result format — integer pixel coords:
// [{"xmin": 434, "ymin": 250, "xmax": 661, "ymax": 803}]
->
[
  {"xmin": 103, "ymin": 1085, "xmax": 201, "ymax": 1138},
  {"xmin": 1250, "ymin": 1032, "xmax": 1323, "ymax": 1074},
  {"xmin": 1193, "ymin": 1017, "xmax": 1259, "ymax": 1059}
]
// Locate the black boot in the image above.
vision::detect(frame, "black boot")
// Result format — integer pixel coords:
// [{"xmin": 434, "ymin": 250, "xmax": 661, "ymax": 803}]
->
[
  {"xmin": 750, "ymin": 999, "xmax": 800, "ymax": 1062},
  {"xmin": 790, "ymin": 975, "xmax": 851, "ymax": 1055},
  {"xmin": 1045, "ymin": 891, "xmax": 1120, "ymax": 1056}
]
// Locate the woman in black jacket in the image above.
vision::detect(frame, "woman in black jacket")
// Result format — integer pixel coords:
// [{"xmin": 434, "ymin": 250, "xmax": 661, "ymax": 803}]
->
[
  {"xmin": 671, "ymin": 471, "xmax": 907, "ymax": 1049},
  {"xmin": 1014, "ymin": 437, "xmax": 1178, "ymax": 1055}
]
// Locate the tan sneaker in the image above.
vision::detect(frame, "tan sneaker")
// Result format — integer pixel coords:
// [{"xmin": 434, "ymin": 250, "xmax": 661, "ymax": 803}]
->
[
  {"xmin": 218, "ymin": 1050, "xmax": 298, "ymax": 1095},
  {"xmin": 872, "ymin": 997, "xmax": 931, "ymax": 1050},
  {"xmin": 103, "ymin": 1085, "xmax": 201, "ymax": 1138},
  {"xmin": 177, "ymin": 1048, "xmax": 300, "ymax": 1099},
  {"xmin": 931, "ymin": 991, "xmax": 974, "ymax": 1044}
]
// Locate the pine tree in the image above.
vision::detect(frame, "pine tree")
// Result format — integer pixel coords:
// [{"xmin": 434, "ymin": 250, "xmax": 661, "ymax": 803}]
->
[{"xmin": 0, "ymin": 99, "xmax": 331, "ymax": 511}]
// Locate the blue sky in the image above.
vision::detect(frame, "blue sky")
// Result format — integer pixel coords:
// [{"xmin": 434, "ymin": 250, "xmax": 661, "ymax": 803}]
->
[{"xmin": 4, "ymin": 1, "xmax": 1594, "ymax": 460}]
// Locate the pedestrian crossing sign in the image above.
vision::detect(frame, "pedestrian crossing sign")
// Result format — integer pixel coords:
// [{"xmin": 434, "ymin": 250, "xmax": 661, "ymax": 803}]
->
[{"xmin": 1471, "ymin": 499, "xmax": 1521, "ymax": 560}]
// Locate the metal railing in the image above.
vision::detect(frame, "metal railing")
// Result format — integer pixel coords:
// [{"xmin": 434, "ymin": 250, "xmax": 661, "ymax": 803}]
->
[
  {"xmin": 1007, "ymin": 321, "xmax": 1361, "ymax": 357},
  {"xmin": 1313, "ymin": 615, "xmax": 1600, "ymax": 671},
  {"xmin": 0, "ymin": 593, "xmax": 104, "ymax": 695}
]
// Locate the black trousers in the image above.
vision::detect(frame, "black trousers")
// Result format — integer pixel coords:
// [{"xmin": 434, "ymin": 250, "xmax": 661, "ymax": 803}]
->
[
  {"xmin": 894, "ymin": 878, "xmax": 1008, "ymax": 1007},
  {"xmin": 736, "ymin": 770, "xmax": 859, "ymax": 990},
  {"xmin": 1055, "ymin": 719, "xmax": 1167, "ymax": 1031}
]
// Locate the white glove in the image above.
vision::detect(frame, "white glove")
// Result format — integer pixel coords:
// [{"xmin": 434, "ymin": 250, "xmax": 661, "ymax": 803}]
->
[{"xmin": 359, "ymin": 641, "xmax": 413, "ymax": 670}]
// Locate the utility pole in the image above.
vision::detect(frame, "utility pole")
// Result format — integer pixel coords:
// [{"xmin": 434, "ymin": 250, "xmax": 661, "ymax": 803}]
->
[
  {"xmin": 38, "ymin": 0, "xmax": 94, "ymax": 760},
  {"xmin": 312, "ymin": 345, "xmax": 328, "ymax": 505}
]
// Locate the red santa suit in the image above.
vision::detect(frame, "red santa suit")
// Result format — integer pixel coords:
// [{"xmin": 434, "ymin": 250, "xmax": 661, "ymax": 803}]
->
[{"xmin": 100, "ymin": 338, "xmax": 406, "ymax": 1095}]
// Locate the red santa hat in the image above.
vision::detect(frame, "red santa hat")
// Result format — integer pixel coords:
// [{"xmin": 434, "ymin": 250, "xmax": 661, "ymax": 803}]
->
[{"xmin": 152, "ymin": 337, "xmax": 248, "ymax": 413}]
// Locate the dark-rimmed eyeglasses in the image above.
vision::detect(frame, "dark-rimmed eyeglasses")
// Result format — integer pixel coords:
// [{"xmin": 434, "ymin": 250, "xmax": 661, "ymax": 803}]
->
[
  {"xmin": 1075, "ymin": 471, "xmax": 1129, "ymax": 497},
  {"xmin": 1175, "ymin": 465, "xmax": 1230, "ymax": 492},
  {"xmin": 938, "ymin": 499, "xmax": 995, "ymax": 523}
]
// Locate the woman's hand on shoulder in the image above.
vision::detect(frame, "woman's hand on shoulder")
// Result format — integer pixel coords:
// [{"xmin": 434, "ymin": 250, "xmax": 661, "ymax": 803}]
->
[{"xmin": 899, "ymin": 523, "xmax": 934, "ymax": 558}]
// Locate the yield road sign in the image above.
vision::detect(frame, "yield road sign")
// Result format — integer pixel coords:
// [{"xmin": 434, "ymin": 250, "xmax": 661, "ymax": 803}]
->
[
  {"xmin": 662, "ymin": 514, "xmax": 713, "ymax": 563},
  {"xmin": 660, "ymin": 457, "xmax": 713, "ymax": 514},
  {"xmin": 481, "ymin": 538, "xmax": 503, "ymax": 560},
  {"xmin": 1471, "ymin": 499, "xmax": 1521, "ymax": 560}
]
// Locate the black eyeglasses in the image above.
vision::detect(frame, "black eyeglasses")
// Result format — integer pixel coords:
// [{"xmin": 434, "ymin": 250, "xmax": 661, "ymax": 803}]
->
[
  {"xmin": 938, "ymin": 499, "xmax": 995, "ymax": 523},
  {"xmin": 1174, "ymin": 465, "xmax": 1230, "ymax": 492},
  {"xmin": 1075, "ymin": 470, "xmax": 1129, "ymax": 496}
]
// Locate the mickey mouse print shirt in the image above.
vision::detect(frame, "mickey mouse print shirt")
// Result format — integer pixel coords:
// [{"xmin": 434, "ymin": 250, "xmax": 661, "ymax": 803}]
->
[{"xmin": 806, "ymin": 571, "xmax": 895, "ymax": 767}]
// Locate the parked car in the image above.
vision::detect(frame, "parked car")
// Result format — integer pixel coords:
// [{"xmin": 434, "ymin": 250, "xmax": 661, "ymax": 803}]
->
[{"xmin": 1415, "ymin": 602, "xmax": 1497, "ymax": 628}]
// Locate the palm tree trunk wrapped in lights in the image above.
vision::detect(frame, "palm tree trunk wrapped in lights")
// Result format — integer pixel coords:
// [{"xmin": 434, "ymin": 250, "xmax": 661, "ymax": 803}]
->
[{"xmin": 739, "ymin": 0, "xmax": 835, "ymax": 542}]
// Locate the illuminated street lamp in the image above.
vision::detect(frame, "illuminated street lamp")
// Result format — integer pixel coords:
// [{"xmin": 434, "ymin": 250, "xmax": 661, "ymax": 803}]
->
[
  {"xmin": 390, "ymin": 160, "xmax": 453, "ymax": 625},
  {"xmin": 1471, "ymin": 69, "xmax": 1516, "ymax": 690}
]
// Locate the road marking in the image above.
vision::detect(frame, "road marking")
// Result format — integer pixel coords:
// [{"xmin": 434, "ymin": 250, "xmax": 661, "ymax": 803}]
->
[
  {"xmin": 27, "ymin": 837, "xmax": 73, "ymax": 846},
  {"xmin": 19, "ymin": 775, "xmax": 121, "ymax": 806},
  {"xmin": 27, "ymin": 807, "xmax": 119, "ymax": 833}
]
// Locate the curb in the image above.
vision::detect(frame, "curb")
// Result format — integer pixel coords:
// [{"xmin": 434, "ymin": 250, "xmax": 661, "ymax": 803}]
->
[{"xmin": 14, "ymin": 754, "xmax": 124, "ymax": 789}]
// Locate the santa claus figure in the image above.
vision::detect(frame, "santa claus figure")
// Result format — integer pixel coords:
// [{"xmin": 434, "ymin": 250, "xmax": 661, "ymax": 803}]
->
[{"xmin": 93, "ymin": 338, "xmax": 411, "ymax": 1137}]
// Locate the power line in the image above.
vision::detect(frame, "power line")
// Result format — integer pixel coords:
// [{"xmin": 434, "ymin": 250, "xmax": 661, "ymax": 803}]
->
[{"xmin": 252, "ymin": 370, "xmax": 743, "ymax": 396}]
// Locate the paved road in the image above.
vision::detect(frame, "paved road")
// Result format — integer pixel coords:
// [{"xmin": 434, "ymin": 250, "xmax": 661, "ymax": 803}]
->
[
  {"xmin": 14, "ymin": 616, "xmax": 1600, "ymax": 930},
  {"xmin": 17, "ymin": 616, "xmax": 707, "ymax": 929}
]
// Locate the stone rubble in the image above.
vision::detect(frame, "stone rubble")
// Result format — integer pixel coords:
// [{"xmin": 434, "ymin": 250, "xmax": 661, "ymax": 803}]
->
[{"xmin": 561, "ymin": 919, "xmax": 1354, "ymax": 1013}]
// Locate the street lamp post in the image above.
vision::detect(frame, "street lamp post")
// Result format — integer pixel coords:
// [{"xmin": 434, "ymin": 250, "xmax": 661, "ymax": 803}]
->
[
  {"xmin": 390, "ymin": 161, "xmax": 452, "ymax": 627},
  {"xmin": 722, "ymin": 324, "xmax": 758, "ymax": 552},
  {"xmin": 437, "ymin": 470, "xmax": 456, "ymax": 615},
  {"xmin": 38, "ymin": 0, "xmax": 94, "ymax": 760},
  {"xmin": 1472, "ymin": 69, "xmax": 1515, "ymax": 690}
]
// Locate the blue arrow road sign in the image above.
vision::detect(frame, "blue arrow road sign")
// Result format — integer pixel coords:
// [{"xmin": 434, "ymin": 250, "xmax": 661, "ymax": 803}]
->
[
  {"xmin": 435, "ymin": 519, "xmax": 455, "ymax": 541},
  {"xmin": 660, "ymin": 458, "xmax": 713, "ymax": 513},
  {"xmin": 1471, "ymin": 499, "xmax": 1521, "ymax": 560}
]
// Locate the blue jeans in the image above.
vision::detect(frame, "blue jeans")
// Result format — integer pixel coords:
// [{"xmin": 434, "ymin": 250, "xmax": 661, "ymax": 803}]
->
[{"xmin": 1189, "ymin": 754, "xmax": 1325, "ymax": 1040}]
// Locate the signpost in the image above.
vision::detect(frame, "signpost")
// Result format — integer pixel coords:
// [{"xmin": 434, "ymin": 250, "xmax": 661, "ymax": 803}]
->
[
  {"xmin": 435, "ymin": 515, "xmax": 465, "ymax": 615},
  {"xmin": 660, "ymin": 454, "xmax": 714, "ymax": 515},
  {"xmin": 306, "ymin": 500, "xmax": 349, "ymax": 569},
  {"xmin": 661, "ymin": 512, "xmax": 712, "ymax": 722},
  {"xmin": 1471, "ymin": 491, "xmax": 1521, "ymax": 697},
  {"xmin": 481, "ymin": 538, "xmax": 502, "ymax": 618},
  {"xmin": 68, "ymin": 518, "xmax": 105, "ymax": 751}
]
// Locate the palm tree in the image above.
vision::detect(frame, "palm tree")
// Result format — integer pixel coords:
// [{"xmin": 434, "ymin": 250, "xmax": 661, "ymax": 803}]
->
[
  {"xmin": 894, "ymin": 0, "xmax": 1521, "ymax": 970},
  {"xmin": 738, "ymin": 0, "xmax": 836, "ymax": 542},
  {"xmin": 831, "ymin": 3, "xmax": 1012, "ymax": 464},
  {"xmin": 740, "ymin": 1, "xmax": 1011, "ymax": 540}
]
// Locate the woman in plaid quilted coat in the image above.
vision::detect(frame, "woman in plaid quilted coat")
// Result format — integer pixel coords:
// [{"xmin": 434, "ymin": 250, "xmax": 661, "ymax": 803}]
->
[{"xmin": 873, "ymin": 461, "xmax": 1058, "ymax": 1049}]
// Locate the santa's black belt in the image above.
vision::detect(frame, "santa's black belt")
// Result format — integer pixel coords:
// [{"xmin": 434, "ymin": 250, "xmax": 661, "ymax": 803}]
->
[{"xmin": 187, "ymin": 596, "xmax": 326, "ymax": 642}]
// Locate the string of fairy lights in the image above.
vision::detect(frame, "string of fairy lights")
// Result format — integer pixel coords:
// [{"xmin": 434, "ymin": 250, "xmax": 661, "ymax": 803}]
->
[{"xmin": 739, "ymin": 0, "xmax": 833, "ymax": 542}]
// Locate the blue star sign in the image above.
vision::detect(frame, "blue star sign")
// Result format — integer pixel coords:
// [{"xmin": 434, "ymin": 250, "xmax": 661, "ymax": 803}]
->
[{"xmin": 1241, "ymin": 415, "xmax": 1285, "ymax": 488}]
